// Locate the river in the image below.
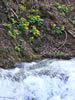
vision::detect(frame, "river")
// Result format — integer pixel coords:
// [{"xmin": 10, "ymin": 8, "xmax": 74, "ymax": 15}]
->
[{"xmin": 0, "ymin": 58, "xmax": 75, "ymax": 100}]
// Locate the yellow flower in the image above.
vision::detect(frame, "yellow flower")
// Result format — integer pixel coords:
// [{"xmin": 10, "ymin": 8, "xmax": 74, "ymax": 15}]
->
[
  {"xmin": 8, "ymin": 30, "xmax": 11, "ymax": 33},
  {"xmin": 61, "ymin": 26, "xmax": 64, "ymax": 30},
  {"xmin": 19, "ymin": 4, "xmax": 26, "ymax": 9},
  {"xmin": 34, "ymin": 16, "xmax": 37, "ymax": 20},
  {"xmin": 8, "ymin": 30, "xmax": 12, "ymax": 36},
  {"xmin": 62, "ymin": 4, "xmax": 66, "ymax": 7},
  {"xmin": 31, "ymin": 36, "xmax": 34, "ymax": 39},
  {"xmin": 56, "ymin": 2, "xmax": 60, "ymax": 6},
  {"xmin": 37, "ymin": 32, "xmax": 40, "ymax": 36},
  {"xmin": 36, "ymin": 9, "xmax": 39, "ymax": 12},
  {"xmin": 27, "ymin": 22, "xmax": 29, "ymax": 25},
  {"xmin": 24, "ymin": 24, "xmax": 26, "ymax": 26},
  {"xmin": 53, "ymin": 24, "xmax": 56, "ymax": 27},
  {"xmin": 7, "ymin": 24, "xmax": 11, "ymax": 29},
  {"xmin": 32, "ymin": 9, "xmax": 35, "ymax": 12},
  {"xmin": 33, "ymin": 32, "xmax": 36, "ymax": 35},
  {"xmin": 29, "ymin": 36, "xmax": 34, "ymax": 41},
  {"xmin": 36, "ymin": 15, "xmax": 40, "ymax": 18},
  {"xmin": 7, "ymin": 24, "xmax": 11, "ymax": 27},
  {"xmin": 25, "ymin": 27, "xmax": 29, "ymax": 30},
  {"xmin": 37, "ymin": 30, "xmax": 40, "ymax": 33},
  {"xmin": 14, "ymin": 29, "xmax": 18, "ymax": 33}
]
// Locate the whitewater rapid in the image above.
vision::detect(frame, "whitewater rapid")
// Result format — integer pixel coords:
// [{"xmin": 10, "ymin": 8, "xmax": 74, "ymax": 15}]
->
[{"xmin": 0, "ymin": 58, "xmax": 75, "ymax": 100}]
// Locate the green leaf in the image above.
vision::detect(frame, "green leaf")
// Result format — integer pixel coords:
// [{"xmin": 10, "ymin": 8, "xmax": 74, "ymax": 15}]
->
[
  {"xmin": 60, "ymin": 12, "xmax": 65, "ymax": 16},
  {"xmin": 54, "ymin": 27, "xmax": 62, "ymax": 35}
]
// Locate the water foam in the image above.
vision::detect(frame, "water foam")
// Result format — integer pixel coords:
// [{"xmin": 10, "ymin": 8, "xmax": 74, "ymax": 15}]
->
[{"xmin": 0, "ymin": 58, "xmax": 75, "ymax": 100}]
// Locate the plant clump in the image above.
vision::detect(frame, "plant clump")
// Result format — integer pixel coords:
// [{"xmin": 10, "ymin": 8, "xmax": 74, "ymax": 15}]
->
[
  {"xmin": 28, "ymin": 15, "xmax": 43, "ymax": 26},
  {"xmin": 52, "ymin": 24, "xmax": 65, "ymax": 35},
  {"xmin": 18, "ymin": 4, "xmax": 26, "ymax": 11},
  {"xmin": 18, "ymin": 17, "xmax": 29, "ymax": 31},
  {"xmin": 68, "ymin": 18, "xmax": 75, "ymax": 26},
  {"xmin": 30, "ymin": 26, "xmax": 40, "ymax": 37},
  {"xmin": 55, "ymin": 2, "xmax": 72, "ymax": 16}
]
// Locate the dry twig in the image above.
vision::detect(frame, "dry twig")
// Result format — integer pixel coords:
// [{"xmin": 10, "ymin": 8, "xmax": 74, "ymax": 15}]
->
[{"xmin": 9, "ymin": 8, "xmax": 18, "ymax": 19}]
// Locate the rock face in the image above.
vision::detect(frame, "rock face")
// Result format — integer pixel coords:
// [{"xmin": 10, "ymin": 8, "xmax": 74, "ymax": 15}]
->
[
  {"xmin": 0, "ymin": 28, "xmax": 41, "ymax": 68},
  {"xmin": 0, "ymin": 0, "xmax": 75, "ymax": 68}
]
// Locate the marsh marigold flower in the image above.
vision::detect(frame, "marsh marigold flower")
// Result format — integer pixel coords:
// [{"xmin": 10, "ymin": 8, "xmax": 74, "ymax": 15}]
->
[
  {"xmin": 61, "ymin": 26, "xmax": 64, "ymax": 30},
  {"xmin": 53, "ymin": 24, "xmax": 56, "ymax": 27},
  {"xmin": 24, "ymin": 24, "xmax": 26, "ymax": 26},
  {"xmin": 56, "ymin": 2, "xmax": 60, "ymax": 6},
  {"xmin": 25, "ymin": 27, "xmax": 29, "ymax": 30}
]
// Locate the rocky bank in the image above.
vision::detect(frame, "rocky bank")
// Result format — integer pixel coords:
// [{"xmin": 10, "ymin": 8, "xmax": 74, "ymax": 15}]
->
[{"xmin": 0, "ymin": 0, "xmax": 75, "ymax": 68}]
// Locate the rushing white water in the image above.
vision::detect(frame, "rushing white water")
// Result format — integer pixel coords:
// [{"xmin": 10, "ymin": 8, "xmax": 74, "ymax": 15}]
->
[{"xmin": 0, "ymin": 58, "xmax": 75, "ymax": 100}]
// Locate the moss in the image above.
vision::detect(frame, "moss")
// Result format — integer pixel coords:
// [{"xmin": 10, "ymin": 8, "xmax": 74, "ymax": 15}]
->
[
  {"xmin": 56, "ymin": 52, "xmax": 66, "ymax": 57},
  {"xmin": 8, "ymin": 48, "xmax": 20, "ymax": 62},
  {"xmin": 23, "ymin": 46, "xmax": 41, "ymax": 61},
  {"xmin": 31, "ymin": 52, "xmax": 41, "ymax": 60},
  {"xmin": 50, "ymin": 51, "xmax": 67, "ymax": 58}
]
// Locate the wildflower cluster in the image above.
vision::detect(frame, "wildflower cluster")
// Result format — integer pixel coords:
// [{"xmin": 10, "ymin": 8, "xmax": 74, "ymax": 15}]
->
[
  {"xmin": 68, "ymin": 18, "xmax": 75, "ymax": 26},
  {"xmin": 2, "ymin": 23, "xmax": 19, "ymax": 38},
  {"xmin": 5, "ymin": 15, "xmax": 42, "ymax": 43},
  {"xmin": 28, "ymin": 15, "xmax": 43, "ymax": 26},
  {"xmin": 6, "ymin": 18, "xmax": 29, "ymax": 39},
  {"xmin": 55, "ymin": 2, "xmax": 72, "ymax": 16},
  {"xmin": 7, "ymin": 24, "xmax": 11, "ymax": 29},
  {"xmin": 18, "ymin": 17, "xmax": 29, "ymax": 31},
  {"xmin": 3, "ymin": 2, "xmax": 44, "ymax": 50},
  {"xmin": 13, "ymin": 29, "xmax": 19, "ymax": 35},
  {"xmin": 18, "ymin": 4, "xmax": 26, "ymax": 11},
  {"xmin": 31, "ymin": 9, "xmax": 39, "ymax": 13},
  {"xmin": 8, "ymin": 29, "xmax": 20, "ymax": 38},
  {"xmin": 8, "ymin": 30, "xmax": 12, "ymax": 36},
  {"xmin": 30, "ymin": 26, "xmax": 40, "ymax": 37},
  {"xmin": 15, "ymin": 45, "xmax": 20, "ymax": 51},
  {"xmin": 52, "ymin": 24, "xmax": 64, "ymax": 35}
]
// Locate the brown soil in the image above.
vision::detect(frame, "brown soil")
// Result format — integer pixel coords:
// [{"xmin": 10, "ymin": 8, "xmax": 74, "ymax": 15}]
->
[{"xmin": 0, "ymin": 0, "xmax": 75, "ymax": 68}]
